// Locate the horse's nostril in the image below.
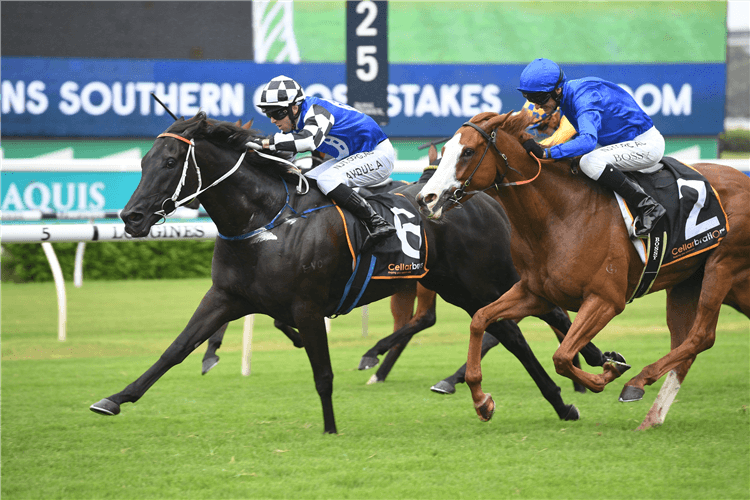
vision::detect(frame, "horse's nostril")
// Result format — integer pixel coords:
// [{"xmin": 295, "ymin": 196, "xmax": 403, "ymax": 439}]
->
[
  {"xmin": 123, "ymin": 212, "xmax": 143, "ymax": 224},
  {"xmin": 424, "ymin": 193, "xmax": 436, "ymax": 204}
]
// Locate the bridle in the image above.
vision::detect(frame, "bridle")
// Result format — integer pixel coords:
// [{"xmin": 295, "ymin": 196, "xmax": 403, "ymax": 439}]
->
[
  {"xmin": 154, "ymin": 132, "xmax": 309, "ymax": 221},
  {"xmin": 154, "ymin": 132, "xmax": 248, "ymax": 220},
  {"xmin": 451, "ymin": 121, "xmax": 542, "ymax": 203}
]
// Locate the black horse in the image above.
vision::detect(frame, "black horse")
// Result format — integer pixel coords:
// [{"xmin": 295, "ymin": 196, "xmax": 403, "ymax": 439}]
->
[{"xmin": 90, "ymin": 112, "xmax": 611, "ymax": 433}]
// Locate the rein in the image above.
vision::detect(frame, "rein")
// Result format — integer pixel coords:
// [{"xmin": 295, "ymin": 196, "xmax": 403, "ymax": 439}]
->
[
  {"xmin": 451, "ymin": 122, "xmax": 543, "ymax": 203},
  {"xmin": 217, "ymin": 177, "xmax": 332, "ymax": 241},
  {"xmin": 154, "ymin": 132, "xmax": 310, "ymax": 221}
]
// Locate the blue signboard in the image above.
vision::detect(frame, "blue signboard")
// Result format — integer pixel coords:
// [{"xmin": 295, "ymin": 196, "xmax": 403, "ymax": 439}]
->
[{"xmin": 1, "ymin": 57, "xmax": 725, "ymax": 138}]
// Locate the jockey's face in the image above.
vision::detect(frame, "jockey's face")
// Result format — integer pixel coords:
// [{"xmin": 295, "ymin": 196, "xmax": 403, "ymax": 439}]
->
[
  {"xmin": 270, "ymin": 105, "xmax": 299, "ymax": 133},
  {"xmin": 538, "ymin": 89, "xmax": 561, "ymax": 115}
]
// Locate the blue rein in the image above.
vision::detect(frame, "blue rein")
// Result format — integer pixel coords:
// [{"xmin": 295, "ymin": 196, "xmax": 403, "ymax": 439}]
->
[{"xmin": 218, "ymin": 177, "xmax": 333, "ymax": 241}]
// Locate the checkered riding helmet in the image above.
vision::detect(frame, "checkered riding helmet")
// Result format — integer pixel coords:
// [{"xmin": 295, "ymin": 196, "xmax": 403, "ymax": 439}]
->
[{"xmin": 258, "ymin": 75, "xmax": 306, "ymax": 108}]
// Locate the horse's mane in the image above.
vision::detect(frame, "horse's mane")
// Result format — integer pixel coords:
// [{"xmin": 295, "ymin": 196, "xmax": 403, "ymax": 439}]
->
[
  {"xmin": 166, "ymin": 111, "xmax": 296, "ymax": 177},
  {"xmin": 469, "ymin": 111, "xmax": 537, "ymax": 144}
]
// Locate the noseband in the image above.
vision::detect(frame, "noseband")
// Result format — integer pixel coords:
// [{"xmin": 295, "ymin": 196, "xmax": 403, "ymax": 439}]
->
[{"xmin": 451, "ymin": 122, "xmax": 542, "ymax": 203}]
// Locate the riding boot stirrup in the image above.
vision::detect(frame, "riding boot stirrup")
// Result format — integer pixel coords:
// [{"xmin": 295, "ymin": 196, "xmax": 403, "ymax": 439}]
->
[
  {"xmin": 596, "ymin": 165, "xmax": 666, "ymax": 238},
  {"xmin": 327, "ymin": 185, "xmax": 396, "ymax": 243}
]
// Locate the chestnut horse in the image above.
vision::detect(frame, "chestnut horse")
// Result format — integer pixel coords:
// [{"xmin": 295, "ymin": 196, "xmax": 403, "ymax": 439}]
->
[{"xmin": 416, "ymin": 111, "xmax": 750, "ymax": 429}]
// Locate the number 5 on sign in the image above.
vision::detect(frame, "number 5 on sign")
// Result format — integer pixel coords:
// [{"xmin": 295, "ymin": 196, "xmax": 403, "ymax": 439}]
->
[{"xmin": 346, "ymin": 0, "xmax": 389, "ymax": 125}]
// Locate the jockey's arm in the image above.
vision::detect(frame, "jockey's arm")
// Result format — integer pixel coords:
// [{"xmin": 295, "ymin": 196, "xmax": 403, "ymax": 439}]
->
[
  {"xmin": 545, "ymin": 110, "xmax": 600, "ymax": 159},
  {"xmin": 268, "ymin": 104, "xmax": 335, "ymax": 154}
]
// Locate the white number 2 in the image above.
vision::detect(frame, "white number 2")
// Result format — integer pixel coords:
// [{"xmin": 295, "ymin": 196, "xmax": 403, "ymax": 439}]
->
[{"xmin": 677, "ymin": 178, "xmax": 720, "ymax": 239}]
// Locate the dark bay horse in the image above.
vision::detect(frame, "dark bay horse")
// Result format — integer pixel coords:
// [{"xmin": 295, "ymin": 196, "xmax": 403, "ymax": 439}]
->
[
  {"xmin": 89, "ymin": 111, "xmax": 610, "ymax": 433},
  {"xmin": 416, "ymin": 111, "xmax": 750, "ymax": 429}
]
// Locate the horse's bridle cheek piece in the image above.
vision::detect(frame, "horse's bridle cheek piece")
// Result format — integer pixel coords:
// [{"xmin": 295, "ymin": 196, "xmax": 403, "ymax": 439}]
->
[
  {"xmin": 153, "ymin": 132, "xmax": 247, "ymax": 222},
  {"xmin": 450, "ymin": 122, "xmax": 543, "ymax": 204}
]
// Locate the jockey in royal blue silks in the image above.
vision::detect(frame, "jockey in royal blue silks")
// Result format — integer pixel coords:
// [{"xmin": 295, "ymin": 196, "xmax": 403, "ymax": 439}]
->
[
  {"xmin": 517, "ymin": 58, "xmax": 666, "ymax": 238},
  {"xmin": 245, "ymin": 75, "xmax": 396, "ymax": 243}
]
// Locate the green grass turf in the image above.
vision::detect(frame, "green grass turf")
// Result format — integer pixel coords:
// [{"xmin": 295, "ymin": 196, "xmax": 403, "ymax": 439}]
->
[{"xmin": 2, "ymin": 279, "xmax": 748, "ymax": 499}]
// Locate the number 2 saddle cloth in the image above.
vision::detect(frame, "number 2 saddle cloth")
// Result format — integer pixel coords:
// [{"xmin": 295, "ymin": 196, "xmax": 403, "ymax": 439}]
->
[
  {"xmin": 332, "ymin": 192, "xmax": 428, "ymax": 316},
  {"xmin": 614, "ymin": 156, "xmax": 729, "ymax": 302}
]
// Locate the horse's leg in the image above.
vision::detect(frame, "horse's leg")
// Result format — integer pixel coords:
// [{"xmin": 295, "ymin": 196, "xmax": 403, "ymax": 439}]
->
[
  {"xmin": 486, "ymin": 320, "xmax": 580, "ymax": 421},
  {"xmin": 294, "ymin": 305, "xmax": 337, "ymax": 434},
  {"xmin": 202, "ymin": 322, "xmax": 229, "ymax": 375},
  {"xmin": 466, "ymin": 282, "xmax": 562, "ymax": 420},
  {"xmin": 536, "ymin": 308, "xmax": 600, "ymax": 367},
  {"xmin": 359, "ymin": 287, "xmax": 416, "ymax": 370},
  {"xmin": 620, "ymin": 262, "xmax": 738, "ymax": 404},
  {"xmin": 91, "ymin": 287, "xmax": 249, "ymax": 416},
  {"xmin": 635, "ymin": 279, "xmax": 701, "ymax": 429},
  {"xmin": 368, "ymin": 286, "xmax": 438, "ymax": 383},
  {"xmin": 430, "ymin": 332, "xmax": 500, "ymax": 394},
  {"xmin": 274, "ymin": 319, "xmax": 304, "ymax": 348}
]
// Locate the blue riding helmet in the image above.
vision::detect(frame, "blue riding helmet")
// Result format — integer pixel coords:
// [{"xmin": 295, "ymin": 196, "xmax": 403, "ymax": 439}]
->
[{"xmin": 518, "ymin": 59, "xmax": 566, "ymax": 106}]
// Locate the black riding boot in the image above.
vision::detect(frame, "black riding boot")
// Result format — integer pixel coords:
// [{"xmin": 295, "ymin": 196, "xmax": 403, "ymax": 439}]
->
[
  {"xmin": 327, "ymin": 184, "xmax": 396, "ymax": 242},
  {"xmin": 596, "ymin": 164, "xmax": 666, "ymax": 238}
]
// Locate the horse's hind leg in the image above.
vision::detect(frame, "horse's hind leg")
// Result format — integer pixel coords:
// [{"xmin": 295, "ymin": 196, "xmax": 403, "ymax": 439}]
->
[
  {"xmin": 202, "ymin": 323, "xmax": 229, "ymax": 375},
  {"xmin": 368, "ymin": 286, "xmax": 437, "ymax": 383},
  {"xmin": 90, "ymin": 287, "xmax": 250, "ymax": 416},
  {"xmin": 621, "ymin": 262, "xmax": 736, "ymax": 408},
  {"xmin": 430, "ymin": 332, "xmax": 500, "ymax": 395},
  {"xmin": 633, "ymin": 279, "xmax": 700, "ymax": 429},
  {"xmin": 273, "ymin": 319, "xmax": 304, "ymax": 348},
  {"xmin": 635, "ymin": 268, "xmax": 750, "ymax": 429}
]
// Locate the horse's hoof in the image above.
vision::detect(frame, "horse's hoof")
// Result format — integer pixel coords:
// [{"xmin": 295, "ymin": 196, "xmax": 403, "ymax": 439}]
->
[
  {"xmin": 562, "ymin": 404, "xmax": 580, "ymax": 421},
  {"xmin": 619, "ymin": 385, "xmax": 645, "ymax": 402},
  {"xmin": 474, "ymin": 394, "xmax": 495, "ymax": 422},
  {"xmin": 90, "ymin": 398, "xmax": 120, "ymax": 416},
  {"xmin": 358, "ymin": 356, "xmax": 379, "ymax": 370},
  {"xmin": 202, "ymin": 356, "xmax": 220, "ymax": 375},
  {"xmin": 604, "ymin": 351, "xmax": 631, "ymax": 374},
  {"xmin": 430, "ymin": 380, "xmax": 456, "ymax": 395},
  {"xmin": 366, "ymin": 374, "xmax": 383, "ymax": 385}
]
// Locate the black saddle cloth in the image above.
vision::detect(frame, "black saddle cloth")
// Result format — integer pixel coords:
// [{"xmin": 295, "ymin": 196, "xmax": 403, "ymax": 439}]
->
[
  {"xmin": 332, "ymin": 191, "xmax": 427, "ymax": 315},
  {"xmin": 625, "ymin": 156, "xmax": 728, "ymax": 266}
]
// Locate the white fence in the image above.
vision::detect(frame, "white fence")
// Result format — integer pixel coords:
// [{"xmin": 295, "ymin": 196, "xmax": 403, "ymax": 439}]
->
[{"xmin": 1, "ymin": 218, "xmax": 359, "ymax": 375}]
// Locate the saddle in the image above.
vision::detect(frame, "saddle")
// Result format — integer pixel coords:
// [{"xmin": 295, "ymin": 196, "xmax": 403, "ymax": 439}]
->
[
  {"xmin": 332, "ymin": 192, "xmax": 428, "ymax": 315},
  {"xmin": 614, "ymin": 156, "xmax": 729, "ymax": 301}
]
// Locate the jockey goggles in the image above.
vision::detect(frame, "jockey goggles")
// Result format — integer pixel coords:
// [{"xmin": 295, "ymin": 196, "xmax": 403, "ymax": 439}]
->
[
  {"xmin": 521, "ymin": 65, "xmax": 565, "ymax": 105},
  {"xmin": 263, "ymin": 106, "xmax": 290, "ymax": 121}
]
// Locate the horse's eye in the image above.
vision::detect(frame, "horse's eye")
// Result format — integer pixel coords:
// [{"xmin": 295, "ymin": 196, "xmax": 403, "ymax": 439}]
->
[
  {"xmin": 462, "ymin": 148, "xmax": 475, "ymax": 158},
  {"xmin": 165, "ymin": 158, "xmax": 177, "ymax": 169}
]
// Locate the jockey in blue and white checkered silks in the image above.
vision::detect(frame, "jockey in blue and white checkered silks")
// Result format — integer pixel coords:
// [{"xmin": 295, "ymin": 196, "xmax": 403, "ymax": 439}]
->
[
  {"xmin": 248, "ymin": 75, "xmax": 396, "ymax": 243},
  {"xmin": 518, "ymin": 58, "xmax": 666, "ymax": 238}
]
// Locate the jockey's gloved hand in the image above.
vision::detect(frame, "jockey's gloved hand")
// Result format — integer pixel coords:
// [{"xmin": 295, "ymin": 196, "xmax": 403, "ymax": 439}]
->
[
  {"xmin": 245, "ymin": 138, "xmax": 265, "ymax": 151},
  {"xmin": 522, "ymin": 139, "xmax": 545, "ymax": 159}
]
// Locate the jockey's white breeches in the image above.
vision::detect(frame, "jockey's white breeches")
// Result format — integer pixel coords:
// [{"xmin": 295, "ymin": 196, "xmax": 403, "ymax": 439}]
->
[
  {"xmin": 579, "ymin": 126, "xmax": 665, "ymax": 181},
  {"xmin": 305, "ymin": 139, "xmax": 395, "ymax": 195}
]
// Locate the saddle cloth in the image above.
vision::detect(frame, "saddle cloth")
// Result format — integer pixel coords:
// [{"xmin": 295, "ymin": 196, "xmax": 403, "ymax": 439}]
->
[
  {"xmin": 615, "ymin": 157, "xmax": 728, "ymax": 266},
  {"xmin": 614, "ymin": 157, "xmax": 729, "ymax": 301},
  {"xmin": 332, "ymin": 192, "xmax": 428, "ymax": 315}
]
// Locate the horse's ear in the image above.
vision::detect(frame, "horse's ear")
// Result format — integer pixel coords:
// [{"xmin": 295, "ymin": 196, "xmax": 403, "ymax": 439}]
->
[{"xmin": 242, "ymin": 119, "xmax": 254, "ymax": 130}]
